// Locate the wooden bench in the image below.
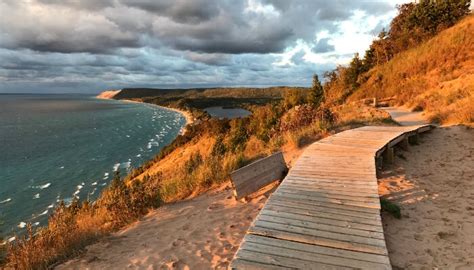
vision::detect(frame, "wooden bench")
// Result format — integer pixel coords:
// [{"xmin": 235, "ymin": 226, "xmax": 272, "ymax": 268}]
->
[{"xmin": 230, "ymin": 152, "xmax": 288, "ymax": 200}]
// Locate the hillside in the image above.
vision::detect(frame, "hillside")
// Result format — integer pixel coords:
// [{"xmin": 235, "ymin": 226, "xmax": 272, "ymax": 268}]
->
[
  {"xmin": 112, "ymin": 87, "xmax": 306, "ymax": 110},
  {"xmin": 350, "ymin": 15, "xmax": 474, "ymax": 125}
]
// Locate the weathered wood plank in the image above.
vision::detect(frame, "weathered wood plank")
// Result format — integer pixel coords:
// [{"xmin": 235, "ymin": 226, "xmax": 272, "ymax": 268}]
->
[
  {"xmin": 260, "ymin": 208, "xmax": 383, "ymax": 232},
  {"xmin": 249, "ymin": 226, "xmax": 388, "ymax": 255},
  {"xmin": 240, "ymin": 241, "xmax": 391, "ymax": 269},
  {"xmin": 230, "ymin": 258, "xmax": 289, "ymax": 270},
  {"xmin": 274, "ymin": 190, "xmax": 381, "ymax": 209},
  {"xmin": 263, "ymin": 204, "xmax": 383, "ymax": 227},
  {"xmin": 244, "ymin": 235, "xmax": 391, "ymax": 265},
  {"xmin": 234, "ymin": 250, "xmax": 349, "ymax": 269},
  {"xmin": 269, "ymin": 193, "xmax": 381, "ymax": 214},
  {"xmin": 257, "ymin": 214, "xmax": 385, "ymax": 239},
  {"xmin": 231, "ymin": 152, "xmax": 287, "ymax": 199}
]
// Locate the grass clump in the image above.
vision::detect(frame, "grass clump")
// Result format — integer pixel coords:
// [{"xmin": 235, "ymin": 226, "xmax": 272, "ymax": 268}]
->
[{"xmin": 380, "ymin": 198, "xmax": 402, "ymax": 219}]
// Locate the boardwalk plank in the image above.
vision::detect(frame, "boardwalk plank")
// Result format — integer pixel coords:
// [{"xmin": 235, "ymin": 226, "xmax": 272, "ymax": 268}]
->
[
  {"xmin": 249, "ymin": 226, "xmax": 388, "ymax": 255},
  {"xmin": 241, "ymin": 241, "xmax": 391, "ymax": 269},
  {"xmin": 245, "ymin": 235, "xmax": 391, "ymax": 265}
]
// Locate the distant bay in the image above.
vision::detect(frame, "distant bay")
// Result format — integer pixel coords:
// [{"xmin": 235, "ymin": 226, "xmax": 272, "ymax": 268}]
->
[{"xmin": 0, "ymin": 94, "xmax": 185, "ymax": 238}]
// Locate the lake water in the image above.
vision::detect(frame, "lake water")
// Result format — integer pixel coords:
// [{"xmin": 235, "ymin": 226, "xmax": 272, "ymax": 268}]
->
[
  {"xmin": 0, "ymin": 94, "xmax": 185, "ymax": 239},
  {"xmin": 204, "ymin": 106, "xmax": 251, "ymax": 119}
]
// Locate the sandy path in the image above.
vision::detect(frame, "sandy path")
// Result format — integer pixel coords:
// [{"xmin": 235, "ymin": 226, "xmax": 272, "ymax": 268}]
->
[
  {"xmin": 56, "ymin": 185, "xmax": 267, "ymax": 270},
  {"xmin": 382, "ymin": 106, "xmax": 428, "ymax": 126},
  {"xmin": 378, "ymin": 126, "xmax": 474, "ymax": 269}
]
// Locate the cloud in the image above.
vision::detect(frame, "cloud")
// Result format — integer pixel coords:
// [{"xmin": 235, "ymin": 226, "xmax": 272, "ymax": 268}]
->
[
  {"xmin": 0, "ymin": 0, "xmax": 406, "ymax": 93},
  {"xmin": 312, "ymin": 38, "xmax": 335, "ymax": 53}
]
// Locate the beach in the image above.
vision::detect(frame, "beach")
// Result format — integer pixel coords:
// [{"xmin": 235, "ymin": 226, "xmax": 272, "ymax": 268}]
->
[{"xmin": 97, "ymin": 90, "xmax": 194, "ymax": 132}]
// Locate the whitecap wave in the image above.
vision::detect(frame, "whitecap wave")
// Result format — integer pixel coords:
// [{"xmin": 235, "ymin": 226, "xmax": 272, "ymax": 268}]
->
[
  {"xmin": 47, "ymin": 204, "xmax": 54, "ymax": 209},
  {"xmin": 77, "ymin": 184, "xmax": 83, "ymax": 190},
  {"xmin": 36, "ymin": 183, "xmax": 51, "ymax": 189},
  {"xmin": 0, "ymin": 198, "xmax": 12, "ymax": 204},
  {"xmin": 91, "ymin": 181, "xmax": 98, "ymax": 186},
  {"xmin": 18, "ymin": 222, "xmax": 26, "ymax": 228},
  {"xmin": 33, "ymin": 193, "xmax": 40, "ymax": 199},
  {"xmin": 38, "ymin": 210, "xmax": 49, "ymax": 216},
  {"xmin": 113, "ymin": 163, "xmax": 120, "ymax": 171},
  {"xmin": 136, "ymin": 154, "xmax": 141, "ymax": 158},
  {"xmin": 121, "ymin": 161, "xmax": 131, "ymax": 169},
  {"xmin": 8, "ymin": 237, "xmax": 16, "ymax": 243},
  {"xmin": 33, "ymin": 222, "xmax": 40, "ymax": 226}
]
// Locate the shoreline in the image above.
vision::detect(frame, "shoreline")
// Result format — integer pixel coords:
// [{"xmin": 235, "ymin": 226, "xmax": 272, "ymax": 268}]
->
[
  {"xmin": 121, "ymin": 99, "xmax": 194, "ymax": 135},
  {"xmin": 97, "ymin": 94, "xmax": 193, "ymax": 134}
]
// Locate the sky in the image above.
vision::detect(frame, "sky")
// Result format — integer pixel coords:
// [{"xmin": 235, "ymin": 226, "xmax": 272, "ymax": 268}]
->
[{"xmin": 0, "ymin": 0, "xmax": 422, "ymax": 93}]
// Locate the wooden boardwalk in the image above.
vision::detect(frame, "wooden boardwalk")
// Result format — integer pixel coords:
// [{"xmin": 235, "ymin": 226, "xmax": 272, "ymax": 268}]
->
[{"xmin": 231, "ymin": 125, "xmax": 432, "ymax": 269}]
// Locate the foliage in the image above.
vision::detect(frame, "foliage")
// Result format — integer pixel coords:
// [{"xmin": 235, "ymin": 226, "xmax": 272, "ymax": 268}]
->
[
  {"xmin": 307, "ymin": 74, "xmax": 324, "ymax": 108},
  {"xmin": 282, "ymin": 88, "xmax": 307, "ymax": 109},
  {"xmin": 323, "ymin": 0, "xmax": 471, "ymax": 107},
  {"xmin": 381, "ymin": 198, "xmax": 401, "ymax": 219},
  {"xmin": 351, "ymin": 14, "xmax": 474, "ymax": 125}
]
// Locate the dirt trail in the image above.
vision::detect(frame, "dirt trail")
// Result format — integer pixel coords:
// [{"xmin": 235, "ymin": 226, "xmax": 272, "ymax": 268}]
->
[{"xmin": 382, "ymin": 106, "xmax": 428, "ymax": 126}]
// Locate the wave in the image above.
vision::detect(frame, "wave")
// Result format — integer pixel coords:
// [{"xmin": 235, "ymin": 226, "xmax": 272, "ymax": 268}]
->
[
  {"xmin": 113, "ymin": 163, "xmax": 120, "ymax": 171},
  {"xmin": 38, "ymin": 210, "xmax": 49, "ymax": 216},
  {"xmin": 121, "ymin": 161, "xmax": 131, "ymax": 169},
  {"xmin": 32, "ymin": 183, "xmax": 51, "ymax": 189},
  {"xmin": 18, "ymin": 222, "xmax": 26, "ymax": 228},
  {"xmin": 0, "ymin": 198, "xmax": 12, "ymax": 204},
  {"xmin": 91, "ymin": 181, "xmax": 98, "ymax": 186},
  {"xmin": 33, "ymin": 193, "xmax": 40, "ymax": 199}
]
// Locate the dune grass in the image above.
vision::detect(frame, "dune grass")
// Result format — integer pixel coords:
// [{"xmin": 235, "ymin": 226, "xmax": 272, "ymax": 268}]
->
[{"xmin": 350, "ymin": 15, "xmax": 474, "ymax": 125}]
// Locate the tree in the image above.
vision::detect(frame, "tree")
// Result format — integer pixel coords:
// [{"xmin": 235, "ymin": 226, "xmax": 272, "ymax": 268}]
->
[
  {"xmin": 307, "ymin": 74, "xmax": 324, "ymax": 108},
  {"xmin": 283, "ymin": 88, "xmax": 305, "ymax": 109}
]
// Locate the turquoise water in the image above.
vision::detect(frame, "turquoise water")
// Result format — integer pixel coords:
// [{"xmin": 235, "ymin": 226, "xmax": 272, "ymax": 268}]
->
[{"xmin": 0, "ymin": 94, "xmax": 185, "ymax": 239}]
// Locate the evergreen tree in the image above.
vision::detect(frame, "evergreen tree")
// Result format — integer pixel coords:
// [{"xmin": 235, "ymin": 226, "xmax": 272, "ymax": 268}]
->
[{"xmin": 308, "ymin": 74, "xmax": 324, "ymax": 108}]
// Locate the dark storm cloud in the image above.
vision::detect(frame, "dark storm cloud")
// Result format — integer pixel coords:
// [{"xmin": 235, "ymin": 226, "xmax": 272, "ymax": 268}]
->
[
  {"xmin": 120, "ymin": 0, "xmax": 221, "ymax": 24},
  {"xmin": 0, "ymin": 0, "xmax": 403, "ymax": 93}
]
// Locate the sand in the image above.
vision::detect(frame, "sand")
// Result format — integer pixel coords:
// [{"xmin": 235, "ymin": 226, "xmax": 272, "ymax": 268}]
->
[
  {"xmin": 96, "ymin": 90, "xmax": 121, "ymax": 99},
  {"xmin": 55, "ymin": 184, "xmax": 268, "ymax": 270},
  {"xmin": 378, "ymin": 125, "xmax": 474, "ymax": 269}
]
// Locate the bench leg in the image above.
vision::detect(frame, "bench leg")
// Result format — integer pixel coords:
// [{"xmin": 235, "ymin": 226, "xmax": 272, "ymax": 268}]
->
[
  {"xmin": 400, "ymin": 136, "xmax": 409, "ymax": 150},
  {"xmin": 409, "ymin": 134, "xmax": 419, "ymax": 145},
  {"xmin": 383, "ymin": 147, "xmax": 394, "ymax": 164}
]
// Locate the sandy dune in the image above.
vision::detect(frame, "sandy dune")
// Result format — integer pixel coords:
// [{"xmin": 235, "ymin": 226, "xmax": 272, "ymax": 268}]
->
[
  {"xmin": 56, "ymin": 185, "xmax": 267, "ymax": 270},
  {"xmin": 378, "ymin": 126, "xmax": 474, "ymax": 269}
]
